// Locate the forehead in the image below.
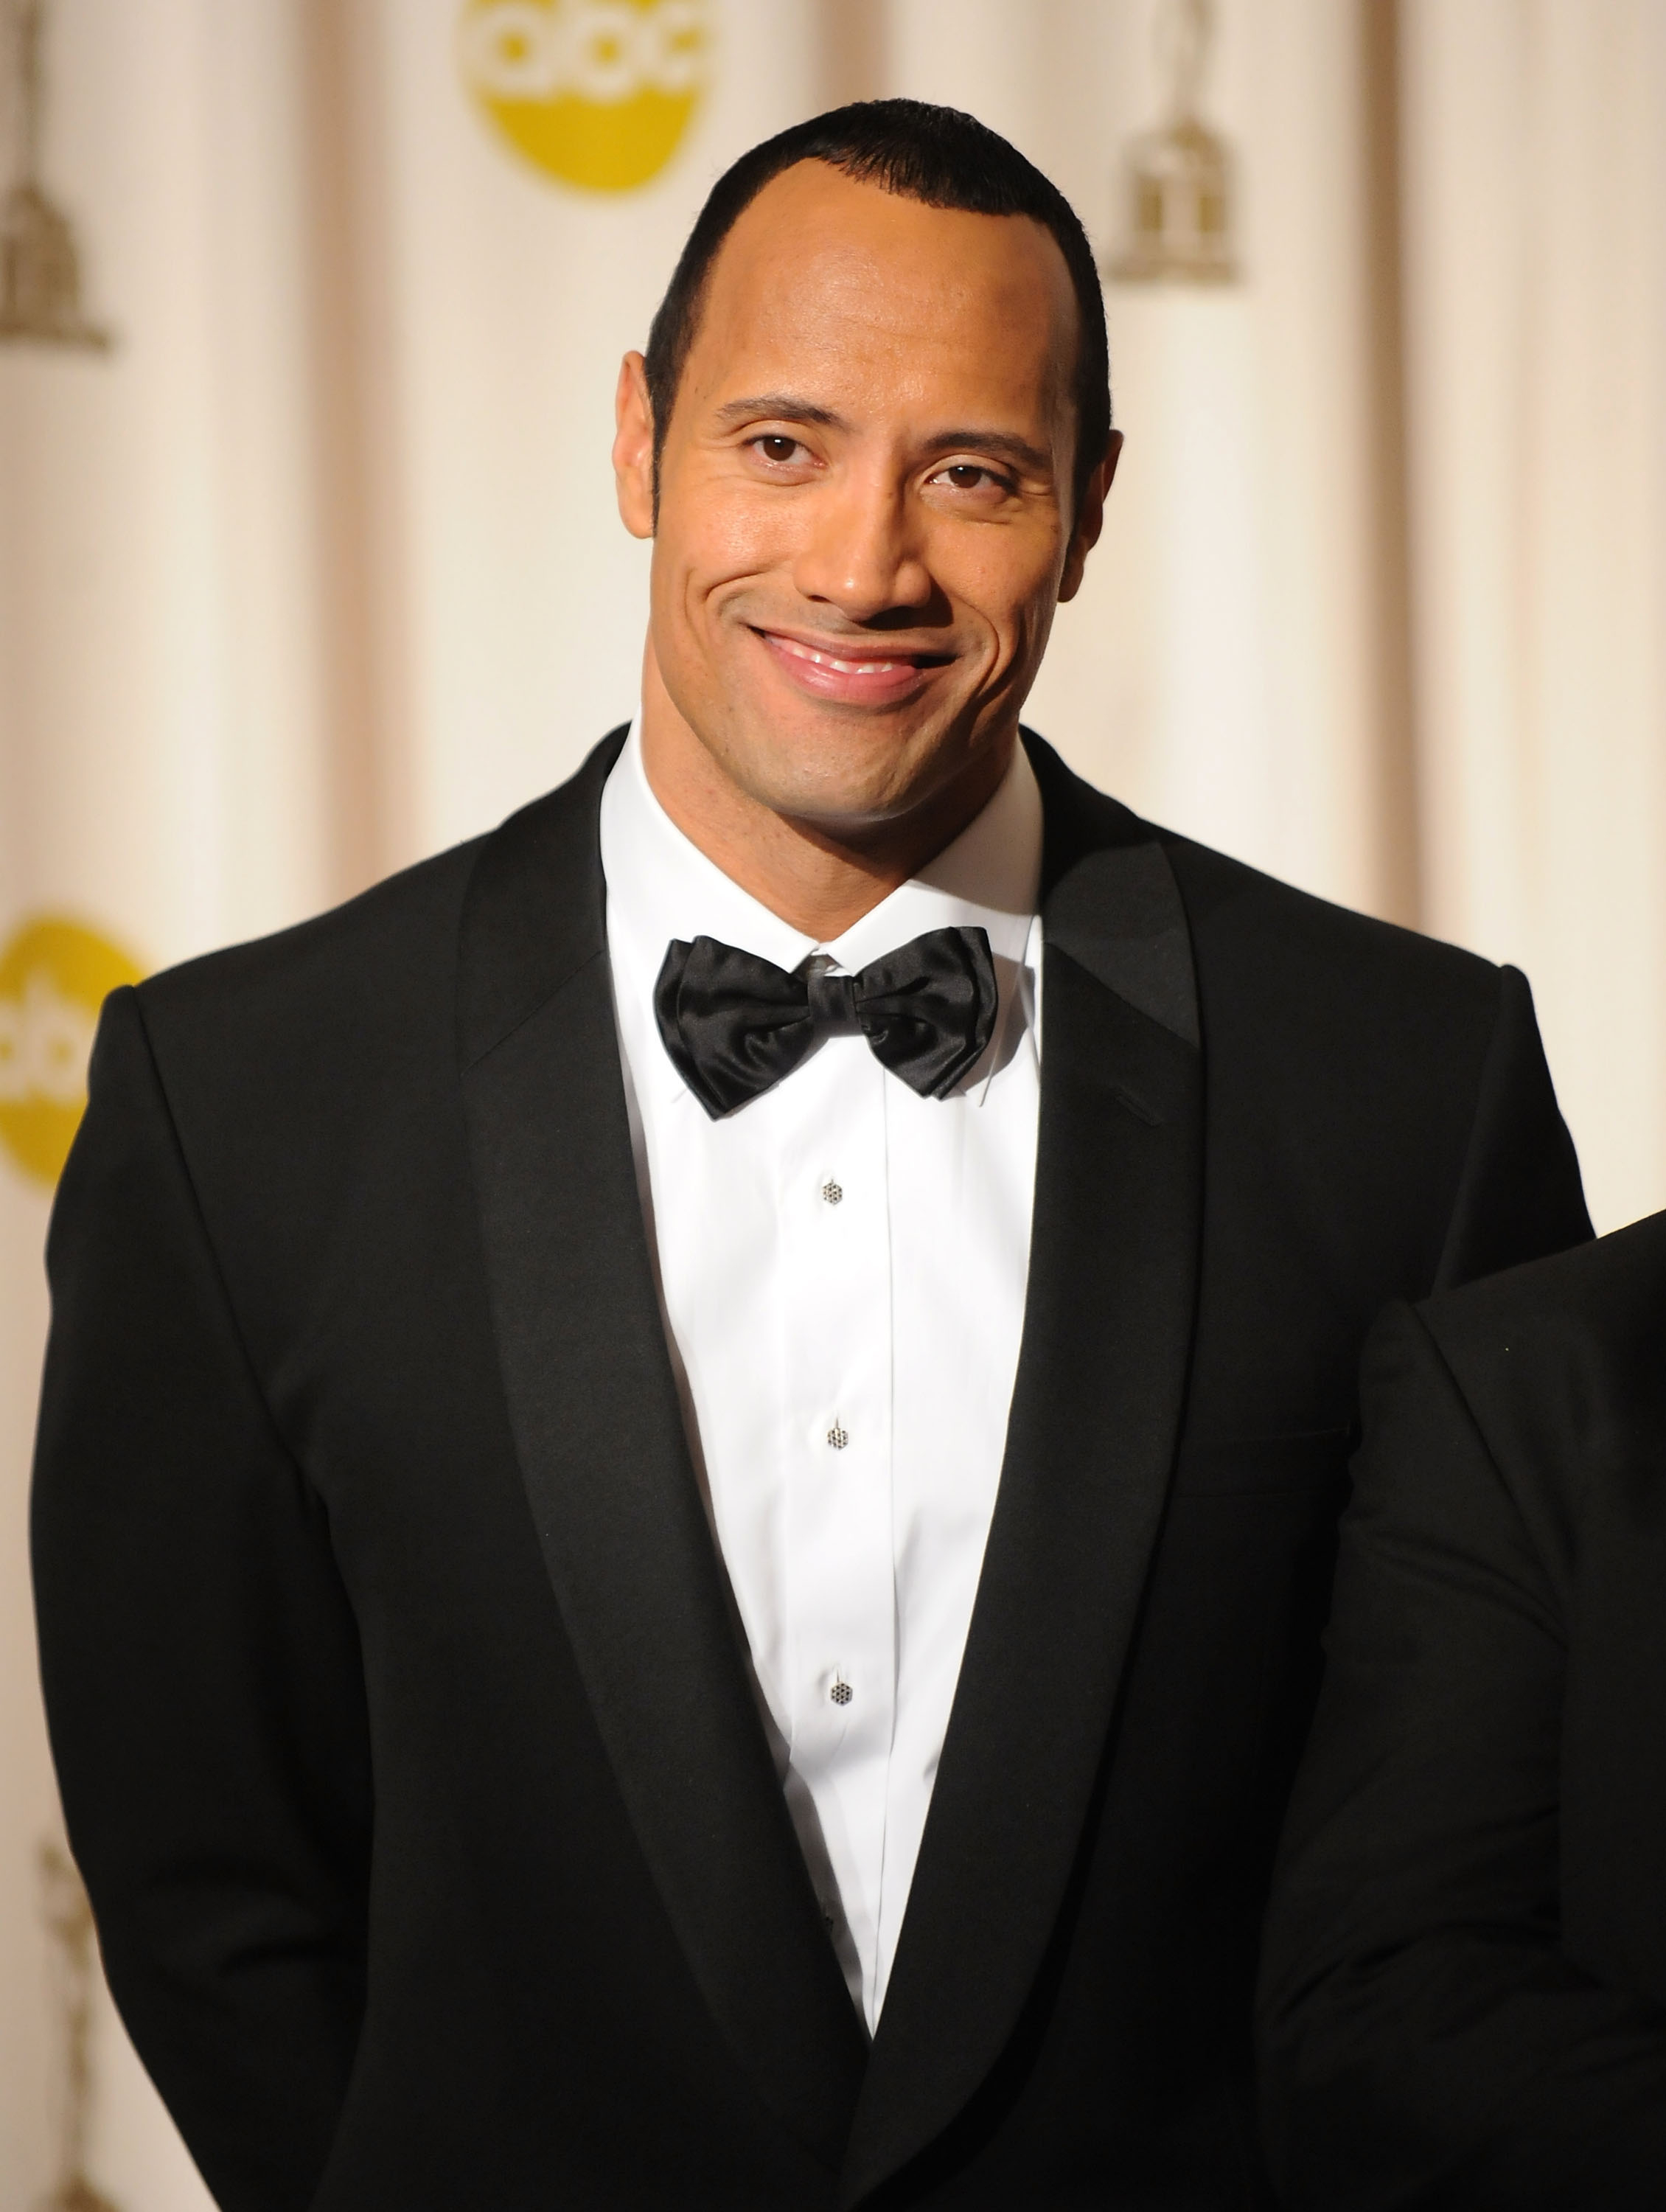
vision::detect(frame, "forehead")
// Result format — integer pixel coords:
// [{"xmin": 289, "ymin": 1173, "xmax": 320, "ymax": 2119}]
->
[{"xmin": 683, "ymin": 161, "xmax": 1080, "ymax": 433}]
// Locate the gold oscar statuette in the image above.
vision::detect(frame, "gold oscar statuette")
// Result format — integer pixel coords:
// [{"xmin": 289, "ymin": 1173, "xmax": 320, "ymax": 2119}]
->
[
  {"xmin": 38, "ymin": 1842, "xmax": 122, "ymax": 2212},
  {"xmin": 1106, "ymin": 0, "xmax": 1239, "ymax": 286},
  {"xmin": 1, "ymin": 0, "xmax": 112, "ymax": 348}
]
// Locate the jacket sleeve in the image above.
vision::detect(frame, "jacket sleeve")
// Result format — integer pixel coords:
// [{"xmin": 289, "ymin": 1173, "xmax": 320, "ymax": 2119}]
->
[
  {"xmin": 1256, "ymin": 1300, "xmax": 1666, "ymax": 2211},
  {"xmin": 1436, "ymin": 963, "xmax": 1591, "ymax": 1287},
  {"xmin": 31, "ymin": 987, "xmax": 373, "ymax": 2212}
]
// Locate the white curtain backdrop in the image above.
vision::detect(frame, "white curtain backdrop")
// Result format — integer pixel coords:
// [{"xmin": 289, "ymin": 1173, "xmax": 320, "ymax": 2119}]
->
[
  {"xmin": 2, "ymin": 3, "xmax": 1663, "ymax": 2202},
  {"xmin": 1018, "ymin": 0, "xmax": 1393, "ymax": 917},
  {"xmin": 1, "ymin": 5, "xmax": 330, "ymax": 2203},
  {"xmin": 1398, "ymin": 0, "xmax": 1666, "ymax": 1239}
]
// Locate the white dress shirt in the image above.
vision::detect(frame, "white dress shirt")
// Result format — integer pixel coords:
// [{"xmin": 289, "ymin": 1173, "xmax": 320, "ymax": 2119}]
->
[{"xmin": 599, "ymin": 723, "xmax": 1042, "ymax": 2030}]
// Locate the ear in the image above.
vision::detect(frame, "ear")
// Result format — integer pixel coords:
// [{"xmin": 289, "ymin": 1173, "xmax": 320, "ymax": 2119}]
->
[
  {"xmin": 1059, "ymin": 430, "xmax": 1122, "ymax": 604},
  {"xmin": 613, "ymin": 350, "xmax": 656, "ymax": 540}
]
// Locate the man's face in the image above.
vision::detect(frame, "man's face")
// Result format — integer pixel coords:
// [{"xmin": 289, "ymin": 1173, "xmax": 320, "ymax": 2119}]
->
[{"xmin": 616, "ymin": 161, "xmax": 1111, "ymax": 840}]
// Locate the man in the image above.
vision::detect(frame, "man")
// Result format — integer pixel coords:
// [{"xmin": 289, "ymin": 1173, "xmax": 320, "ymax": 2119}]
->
[
  {"xmin": 33, "ymin": 101, "xmax": 1588, "ymax": 2210},
  {"xmin": 1258, "ymin": 1212, "xmax": 1666, "ymax": 2210}
]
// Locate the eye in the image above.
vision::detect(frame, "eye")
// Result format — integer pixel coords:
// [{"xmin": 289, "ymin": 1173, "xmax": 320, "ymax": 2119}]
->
[
  {"xmin": 750, "ymin": 434, "xmax": 806, "ymax": 465},
  {"xmin": 932, "ymin": 462, "xmax": 1009, "ymax": 494}
]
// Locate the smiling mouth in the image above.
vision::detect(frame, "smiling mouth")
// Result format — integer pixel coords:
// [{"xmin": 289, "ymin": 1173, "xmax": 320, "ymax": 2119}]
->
[
  {"xmin": 761, "ymin": 630, "xmax": 951, "ymax": 671},
  {"xmin": 753, "ymin": 627, "xmax": 954, "ymax": 702}
]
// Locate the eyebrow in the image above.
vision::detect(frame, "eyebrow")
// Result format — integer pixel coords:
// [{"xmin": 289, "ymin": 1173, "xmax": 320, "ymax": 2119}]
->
[
  {"xmin": 712, "ymin": 394, "xmax": 848, "ymax": 431},
  {"xmin": 711, "ymin": 395, "xmax": 1054, "ymax": 479}
]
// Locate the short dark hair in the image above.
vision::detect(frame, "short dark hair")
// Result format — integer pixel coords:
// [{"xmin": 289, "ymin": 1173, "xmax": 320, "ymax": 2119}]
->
[{"xmin": 644, "ymin": 99, "xmax": 1112, "ymax": 521}]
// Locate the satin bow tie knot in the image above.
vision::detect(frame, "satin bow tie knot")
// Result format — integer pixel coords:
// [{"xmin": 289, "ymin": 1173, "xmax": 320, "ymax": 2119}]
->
[
  {"xmin": 655, "ymin": 926, "xmax": 1001, "ymax": 1119},
  {"xmin": 805, "ymin": 964, "xmax": 860, "ymax": 1026}
]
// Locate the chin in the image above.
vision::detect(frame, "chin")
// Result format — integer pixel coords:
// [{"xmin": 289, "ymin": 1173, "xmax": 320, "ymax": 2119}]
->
[{"xmin": 723, "ymin": 712, "xmax": 948, "ymax": 828}]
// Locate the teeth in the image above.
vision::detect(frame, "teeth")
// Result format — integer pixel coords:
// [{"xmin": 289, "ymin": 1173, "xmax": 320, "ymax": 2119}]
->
[{"xmin": 773, "ymin": 635, "xmax": 907, "ymax": 675}]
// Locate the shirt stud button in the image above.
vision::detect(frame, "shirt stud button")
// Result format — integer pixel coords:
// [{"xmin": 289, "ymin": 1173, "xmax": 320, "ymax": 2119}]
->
[
  {"xmin": 826, "ymin": 1422, "xmax": 848, "ymax": 1450},
  {"xmin": 830, "ymin": 1677, "xmax": 854, "ymax": 1707},
  {"xmin": 821, "ymin": 1178, "xmax": 843, "ymax": 1206}
]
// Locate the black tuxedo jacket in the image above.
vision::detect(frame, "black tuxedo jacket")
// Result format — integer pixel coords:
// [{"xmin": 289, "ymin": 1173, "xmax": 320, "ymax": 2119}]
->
[
  {"xmin": 1258, "ymin": 1211, "xmax": 1666, "ymax": 2210},
  {"xmin": 33, "ymin": 731, "xmax": 1589, "ymax": 2211}
]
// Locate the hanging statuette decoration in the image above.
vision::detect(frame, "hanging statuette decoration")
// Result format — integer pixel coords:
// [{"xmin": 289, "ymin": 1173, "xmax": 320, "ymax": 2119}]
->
[
  {"xmin": 38, "ymin": 1841, "xmax": 122, "ymax": 2212},
  {"xmin": 1, "ymin": 0, "xmax": 112, "ymax": 349},
  {"xmin": 1106, "ymin": 0, "xmax": 1238, "ymax": 285}
]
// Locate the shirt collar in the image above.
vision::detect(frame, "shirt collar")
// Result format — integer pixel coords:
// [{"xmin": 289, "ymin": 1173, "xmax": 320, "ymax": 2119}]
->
[{"xmin": 599, "ymin": 717, "xmax": 1044, "ymax": 1105}]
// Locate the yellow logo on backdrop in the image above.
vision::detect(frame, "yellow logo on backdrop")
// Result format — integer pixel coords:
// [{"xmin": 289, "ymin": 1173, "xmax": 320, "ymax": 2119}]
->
[
  {"xmin": 459, "ymin": 0, "xmax": 709, "ymax": 193},
  {"xmin": 0, "ymin": 917, "xmax": 142, "ymax": 1188}
]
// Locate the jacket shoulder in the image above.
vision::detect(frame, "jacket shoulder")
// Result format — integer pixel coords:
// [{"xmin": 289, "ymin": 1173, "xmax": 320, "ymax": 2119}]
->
[
  {"xmin": 1160, "ymin": 828, "xmax": 1503, "ymax": 1019},
  {"xmin": 1025, "ymin": 731, "xmax": 1505, "ymax": 1023},
  {"xmin": 132, "ymin": 728, "xmax": 624, "ymax": 1095},
  {"xmin": 136, "ymin": 836, "xmax": 483, "ymax": 1058},
  {"xmin": 108, "ymin": 843, "xmax": 491, "ymax": 1278}
]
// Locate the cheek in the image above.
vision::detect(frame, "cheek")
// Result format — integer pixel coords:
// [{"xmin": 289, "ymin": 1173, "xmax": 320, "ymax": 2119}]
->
[
  {"xmin": 933, "ymin": 528, "xmax": 1064, "ymax": 647},
  {"xmin": 671, "ymin": 482, "xmax": 800, "ymax": 597}
]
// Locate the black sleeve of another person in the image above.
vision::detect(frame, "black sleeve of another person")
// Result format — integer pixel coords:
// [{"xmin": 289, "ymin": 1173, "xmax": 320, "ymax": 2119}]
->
[
  {"xmin": 1434, "ymin": 963, "xmax": 1589, "ymax": 1287},
  {"xmin": 1257, "ymin": 1301, "xmax": 1666, "ymax": 2212},
  {"xmin": 31, "ymin": 989, "xmax": 373, "ymax": 2212}
]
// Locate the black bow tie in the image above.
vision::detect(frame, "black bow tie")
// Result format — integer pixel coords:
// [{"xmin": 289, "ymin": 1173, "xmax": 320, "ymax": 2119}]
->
[{"xmin": 654, "ymin": 926, "xmax": 1000, "ymax": 1119}]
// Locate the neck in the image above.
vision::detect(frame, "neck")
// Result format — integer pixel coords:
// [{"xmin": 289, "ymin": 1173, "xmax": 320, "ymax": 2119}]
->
[{"xmin": 636, "ymin": 647, "xmax": 1016, "ymax": 941}]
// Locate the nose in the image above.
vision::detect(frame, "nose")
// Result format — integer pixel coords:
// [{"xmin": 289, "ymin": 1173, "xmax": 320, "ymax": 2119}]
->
[{"xmin": 791, "ymin": 459, "xmax": 934, "ymax": 624}]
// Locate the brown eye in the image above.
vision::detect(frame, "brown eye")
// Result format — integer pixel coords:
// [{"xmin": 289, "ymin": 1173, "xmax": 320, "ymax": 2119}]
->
[
  {"xmin": 945, "ymin": 465, "xmax": 986, "ymax": 488},
  {"xmin": 756, "ymin": 436, "xmax": 800, "ymax": 463}
]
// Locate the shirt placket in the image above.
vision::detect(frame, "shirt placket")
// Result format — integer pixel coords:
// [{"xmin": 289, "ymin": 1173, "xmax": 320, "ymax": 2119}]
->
[{"xmin": 776, "ymin": 1027, "xmax": 896, "ymax": 2015}]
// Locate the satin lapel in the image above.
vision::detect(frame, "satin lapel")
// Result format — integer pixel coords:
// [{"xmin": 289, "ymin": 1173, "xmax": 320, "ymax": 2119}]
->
[
  {"xmin": 838, "ymin": 738, "xmax": 1204, "ymax": 2208},
  {"xmin": 458, "ymin": 733, "xmax": 867, "ymax": 2168}
]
